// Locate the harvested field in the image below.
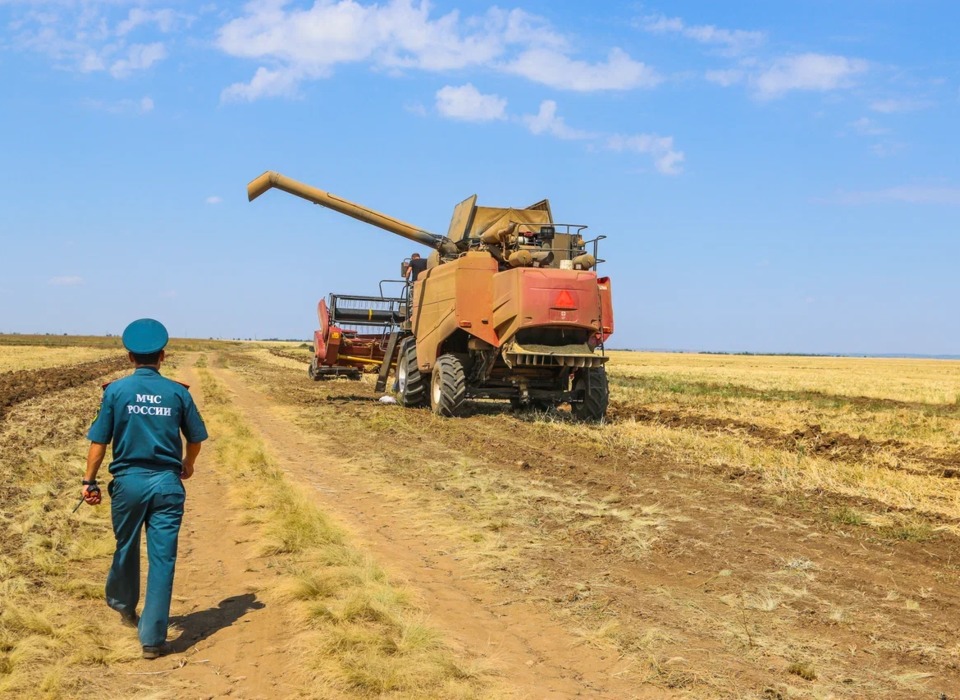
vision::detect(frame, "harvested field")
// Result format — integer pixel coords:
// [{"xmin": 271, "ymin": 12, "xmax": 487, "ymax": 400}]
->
[{"xmin": 2, "ymin": 336, "xmax": 959, "ymax": 698}]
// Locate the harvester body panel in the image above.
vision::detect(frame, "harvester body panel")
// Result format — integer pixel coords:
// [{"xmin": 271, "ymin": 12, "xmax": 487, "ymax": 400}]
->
[{"xmin": 410, "ymin": 252, "xmax": 498, "ymax": 369}]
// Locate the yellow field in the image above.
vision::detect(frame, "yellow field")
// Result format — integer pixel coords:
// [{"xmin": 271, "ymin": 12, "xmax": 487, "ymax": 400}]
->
[
  {"xmin": 0, "ymin": 346, "xmax": 118, "ymax": 373},
  {"xmin": 603, "ymin": 350, "xmax": 960, "ymax": 528},
  {"xmin": 608, "ymin": 350, "xmax": 960, "ymax": 403},
  {"xmin": 3, "ymin": 337, "xmax": 959, "ymax": 699}
]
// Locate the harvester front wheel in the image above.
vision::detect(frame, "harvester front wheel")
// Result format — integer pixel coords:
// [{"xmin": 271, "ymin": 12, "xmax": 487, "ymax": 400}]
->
[
  {"xmin": 571, "ymin": 366, "xmax": 608, "ymax": 422},
  {"xmin": 430, "ymin": 354, "xmax": 466, "ymax": 417},
  {"xmin": 397, "ymin": 339, "xmax": 427, "ymax": 407}
]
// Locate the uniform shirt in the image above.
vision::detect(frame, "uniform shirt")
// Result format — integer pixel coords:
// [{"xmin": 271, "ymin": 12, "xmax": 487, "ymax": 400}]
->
[{"xmin": 87, "ymin": 367, "xmax": 208, "ymax": 475}]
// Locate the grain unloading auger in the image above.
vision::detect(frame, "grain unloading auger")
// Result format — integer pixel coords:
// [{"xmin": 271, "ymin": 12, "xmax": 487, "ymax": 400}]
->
[{"xmin": 247, "ymin": 170, "xmax": 614, "ymax": 420}]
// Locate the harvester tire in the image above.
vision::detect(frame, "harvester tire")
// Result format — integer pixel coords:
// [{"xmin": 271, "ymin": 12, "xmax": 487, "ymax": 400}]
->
[
  {"xmin": 430, "ymin": 354, "xmax": 466, "ymax": 417},
  {"xmin": 308, "ymin": 359, "xmax": 322, "ymax": 381},
  {"xmin": 571, "ymin": 366, "xmax": 608, "ymax": 422},
  {"xmin": 397, "ymin": 339, "xmax": 427, "ymax": 407}
]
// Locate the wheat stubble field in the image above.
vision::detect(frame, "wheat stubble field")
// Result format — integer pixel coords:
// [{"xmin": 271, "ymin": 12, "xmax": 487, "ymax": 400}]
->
[{"xmin": 2, "ymin": 334, "xmax": 959, "ymax": 699}]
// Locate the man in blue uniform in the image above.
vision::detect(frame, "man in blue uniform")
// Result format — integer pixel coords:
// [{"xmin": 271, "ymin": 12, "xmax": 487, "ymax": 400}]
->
[{"xmin": 81, "ymin": 318, "xmax": 208, "ymax": 659}]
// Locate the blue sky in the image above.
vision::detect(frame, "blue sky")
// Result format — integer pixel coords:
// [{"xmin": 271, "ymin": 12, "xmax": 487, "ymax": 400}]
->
[{"xmin": 1, "ymin": 1, "xmax": 957, "ymax": 354}]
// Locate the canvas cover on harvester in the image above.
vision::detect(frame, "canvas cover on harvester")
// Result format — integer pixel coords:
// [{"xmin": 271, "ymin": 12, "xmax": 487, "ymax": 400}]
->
[{"xmin": 446, "ymin": 199, "xmax": 555, "ymax": 245}]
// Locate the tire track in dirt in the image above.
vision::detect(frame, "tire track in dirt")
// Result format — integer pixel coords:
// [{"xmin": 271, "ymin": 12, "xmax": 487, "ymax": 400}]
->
[{"xmin": 208, "ymin": 358, "xmax": 663, "ymax": 699}]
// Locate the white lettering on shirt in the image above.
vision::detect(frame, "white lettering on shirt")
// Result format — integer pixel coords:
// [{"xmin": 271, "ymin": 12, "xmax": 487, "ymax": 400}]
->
[
  {"xmin": 127, "ymin": 405, "xmax": 172, "ymax": 416},
  {"xmin": 136, "ymin": 394, "xmax": 162, "ymax": 404}
]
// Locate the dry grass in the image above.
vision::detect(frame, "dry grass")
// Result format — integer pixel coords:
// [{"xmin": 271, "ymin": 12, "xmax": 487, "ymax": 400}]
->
[
  {"xmin": 596, "ymin": 351, "xmax": 960, "ymax": 527},
  {"xmin": 0, "ymin": 346, "xmax": 118, "ymax": 372},
  {"xmin": 0, "ymin": 378, "xmax": 139, "ymax": 699},
  {"xmin": 608, "ymin": 350, "xmax": 960, "ymax": 403},
  {"xmin": 0, "ymin": 334, "xmax": 245, "ymax": 353},
  {"xmin": 195, "ymin": 364, "xmax": 487, "ymax": 698}
]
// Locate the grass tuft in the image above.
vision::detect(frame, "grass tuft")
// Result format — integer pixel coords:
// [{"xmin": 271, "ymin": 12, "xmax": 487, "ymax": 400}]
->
[
  {"xmin": 831, "ymin": 507, "xmax": 867, "ymax": 526},
  {"xmin": 787, "ymin": 661, "xmax": 817, "ymax": 680}
]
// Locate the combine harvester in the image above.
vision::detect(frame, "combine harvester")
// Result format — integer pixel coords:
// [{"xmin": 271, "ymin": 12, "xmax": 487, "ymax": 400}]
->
[{"xmin": 247, "ymin": 171, "xmax": 614, "ymax": 420}]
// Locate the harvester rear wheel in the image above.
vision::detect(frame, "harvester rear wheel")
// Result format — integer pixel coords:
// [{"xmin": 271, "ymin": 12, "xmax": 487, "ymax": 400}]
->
[
  {"xmin": 571, "ymin": 366, "xmax": 608, "ymax": 422},
  {"xmin": 397, "ymin": 339, "xmax": 427, "ymax": 407},
  {"xmin": 430, "ymin": 354, "xmax": 466, "ymax": 417}
]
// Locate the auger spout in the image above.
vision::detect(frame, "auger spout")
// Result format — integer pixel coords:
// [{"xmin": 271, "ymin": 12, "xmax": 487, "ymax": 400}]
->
[{"xmin": 247, "ymin": 171, "xmax": 458, "ymax": 256}]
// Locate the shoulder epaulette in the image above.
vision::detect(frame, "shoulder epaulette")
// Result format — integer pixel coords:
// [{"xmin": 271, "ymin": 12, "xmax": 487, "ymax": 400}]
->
[
  {"xmin": 101, "ymin": 381, "xmax": 113, "ymax": 391},
  {"xmin": 175, "ymin": 381, "xmax": 191, "ymax": 390}
]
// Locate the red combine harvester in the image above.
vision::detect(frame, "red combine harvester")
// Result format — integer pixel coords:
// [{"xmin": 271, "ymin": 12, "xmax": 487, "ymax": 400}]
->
[{"xmin": 308, "ymin": 293, "xmax": 406, "ymax": 381}]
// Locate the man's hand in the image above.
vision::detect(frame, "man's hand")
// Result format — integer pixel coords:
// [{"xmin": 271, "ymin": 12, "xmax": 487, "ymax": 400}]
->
[
  {"xmin": 82, "ymin": 483, "xmax": 102, "ymax": 505},
  {"xmin": 181, "ymin": 442, "xmax": 201, "ymax": 481}
]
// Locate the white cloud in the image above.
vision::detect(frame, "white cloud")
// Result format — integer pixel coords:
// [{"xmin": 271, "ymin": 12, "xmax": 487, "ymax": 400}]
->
[
  {"xmin": 516, "ymin": 101, "xmax": 682, "ymax": 175},
  {"xmin": 849, "ymin": 117, "xmax": 889, "ymax": 136},
  {"xmin": 705, "ymin": 69, "xmax": 744, "ymax": 87},
  {"xmin": 49, "ymin": 276, "xmax": 83, "ymax": 286},
  {"xmin": 869, "ymin": 142, "xmax": 904, "ymax": 158},
  {"xmin": 222, "ymin": 66, "xmax": 306, "ymax": 102},
  {"xmin": 109, "ymin": 42, "xmax": 166, "ymax": 78},
  {"xmin": 216, "ymin": 1, "xmax": 656, "ymax": 99},
  {"xmin": 829, "ymin": 186, "xmax": 960, "ymax": 206},
  {"xmin": 869, "ymin": 98, "xmax": 931, "ymax": 114},
  {"xmin": 521, "ymin": 101, "xmax": 593, "ymax": 140},
  {"xmin": 206, "ymin": 196, "xmax": 223, "ymax": 205},
  {"xmin": 81, "ymin": 95, "xmax": 155, "ymax": 115},
  {"xmin": 435, "ymin": 84, "xmax": 506, "ymax": 122},
  {"xmin": 7, "ymin": 4, "xmax": 178, "ymax": 77},
  {"xmin": 116, "ymin": 8, "xmax": 180, "ymax": 36},
  {"xmin": 505, "ymin": 47, "xmax": 660, "ymax": 91},
  {"xmin": 404, "ymin": 101, "xmax": 428, "ymax": 117},
  {"xmin": 606, "ymin": 133, "xmax": 685, "ymax": 175},
  {"xmin": 641, "ymin": 14, "xmax": 765, "ymax": 55},
  {"xmin": 753, "ymin": 53, "xmax": 868, "ymax": 99}
]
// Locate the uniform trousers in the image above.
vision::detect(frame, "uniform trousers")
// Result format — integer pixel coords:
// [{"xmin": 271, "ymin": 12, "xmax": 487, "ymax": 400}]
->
[{"xmin": 105, "ymin": 468, "xmax": 185, "ymax": 647}]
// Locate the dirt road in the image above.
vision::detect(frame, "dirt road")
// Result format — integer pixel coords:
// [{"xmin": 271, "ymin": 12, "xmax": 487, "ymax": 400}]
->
[{"xmin": 199, "ymin": 357, "xmax": 656, "ymax": 699}]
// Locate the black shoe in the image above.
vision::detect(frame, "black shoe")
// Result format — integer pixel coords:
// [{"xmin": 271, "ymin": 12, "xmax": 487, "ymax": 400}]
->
[
  {"xmin": 119, "ymin": 610, "xmax": 139, "ymax": 629},
  {"xmin": 142, "ymin": 645, "xmax": 162, "ymax": 660}
]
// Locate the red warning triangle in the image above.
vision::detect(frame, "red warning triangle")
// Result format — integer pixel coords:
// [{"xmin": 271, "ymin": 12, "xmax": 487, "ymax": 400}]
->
[{"xmin": 554, "ymin": 289, "xmax": 577, "ymax": 309}]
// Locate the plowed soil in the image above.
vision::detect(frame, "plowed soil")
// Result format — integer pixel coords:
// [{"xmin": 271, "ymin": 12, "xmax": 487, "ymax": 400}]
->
[
  {"xmin": 608, "ymin": 402, "xmax": 960, "ymax": 476},
  {"xmin": 0, "ymin": 357, "xmax": 128, "ymax": 419}
]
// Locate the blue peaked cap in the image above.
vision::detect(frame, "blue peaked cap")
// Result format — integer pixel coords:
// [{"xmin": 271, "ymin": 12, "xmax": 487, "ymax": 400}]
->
[{"xmin": 122, "ymin": 318, "xmax": 169, "ymax": 355}]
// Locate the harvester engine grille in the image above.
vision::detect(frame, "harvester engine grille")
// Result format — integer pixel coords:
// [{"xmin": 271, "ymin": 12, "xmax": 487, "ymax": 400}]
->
[{"xmin": 502, "ymin": 340, "xmax": 607, "ymax": 369}]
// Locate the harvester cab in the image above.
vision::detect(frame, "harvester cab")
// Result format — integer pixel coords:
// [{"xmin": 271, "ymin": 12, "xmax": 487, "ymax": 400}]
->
[{"xmin": 248, "ymin": 171, "xmax": 614, "ymax": 421}]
